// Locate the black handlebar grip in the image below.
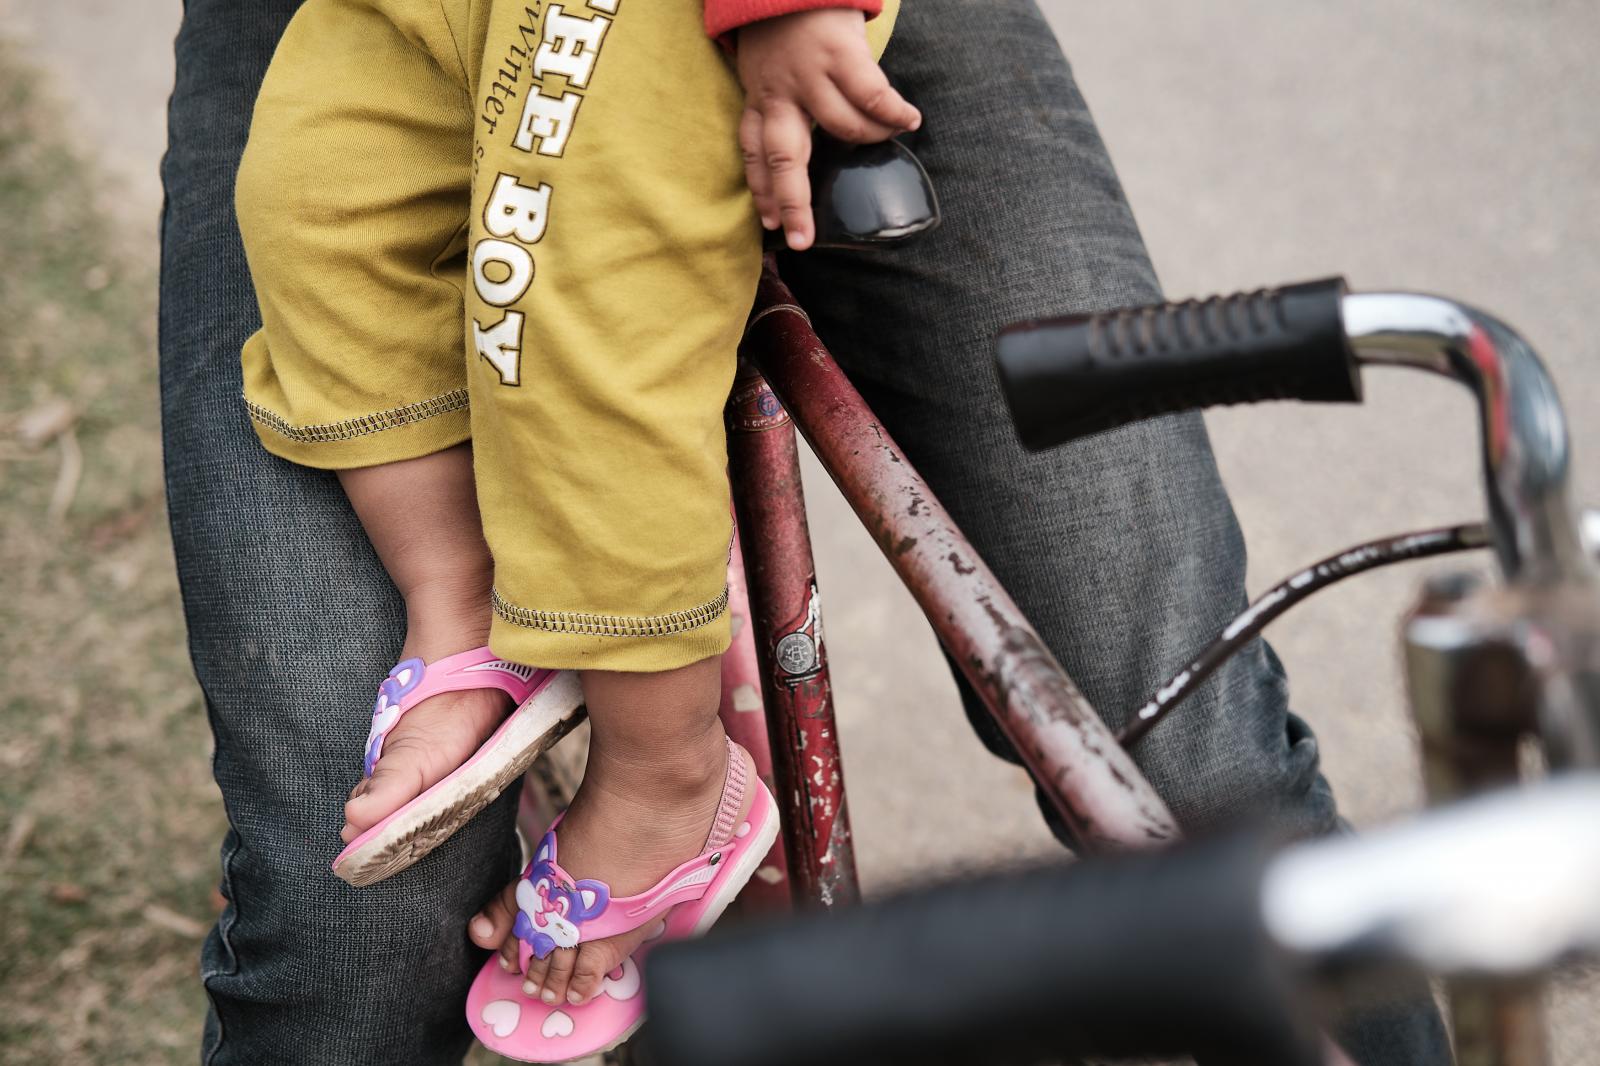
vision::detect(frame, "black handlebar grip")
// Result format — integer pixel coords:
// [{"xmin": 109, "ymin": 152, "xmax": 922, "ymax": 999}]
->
[
  {"xmin": 643, "ymin": 838, "xmax": 1318, "ymax": 1066},
  {"xmin": 996, "ymin": 277, "xmax": 1360, "ymax": 450}
]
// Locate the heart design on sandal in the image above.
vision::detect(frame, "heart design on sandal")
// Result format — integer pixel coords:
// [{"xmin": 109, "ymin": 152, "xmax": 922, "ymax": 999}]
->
[
  {"xmin": 599, "ymin": 956, "xmax": 642, "ymax": 1001},
  {"xmin": 540, "ymin": 1009, "xmax": 575, "ymax": 1039},
  {"xmin": 480, "ymin": 999, "xmax": 520, "ymax": 1039}
]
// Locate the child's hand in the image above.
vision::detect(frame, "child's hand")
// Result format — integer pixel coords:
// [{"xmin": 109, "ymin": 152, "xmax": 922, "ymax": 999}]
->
[{"xmin": 735, "ymin": 9, "xmax": 921, "ymax": 251}]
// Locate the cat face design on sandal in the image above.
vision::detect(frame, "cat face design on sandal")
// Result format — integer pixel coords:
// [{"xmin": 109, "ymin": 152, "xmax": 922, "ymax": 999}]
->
[{"xmin": 512, "ymin": 832, "xmax": 610, "ymax": 960}]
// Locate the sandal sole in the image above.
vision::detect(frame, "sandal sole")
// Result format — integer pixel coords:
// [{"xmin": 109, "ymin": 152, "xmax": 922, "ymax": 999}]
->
[{"xmin": 333, "ymin": 672, "xmax": 586, "ymax": 887}]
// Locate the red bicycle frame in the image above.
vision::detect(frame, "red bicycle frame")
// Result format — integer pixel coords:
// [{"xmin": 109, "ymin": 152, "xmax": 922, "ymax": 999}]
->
[{"xmin": 720, "ymin": 257, "xmax": 1179, "ymax": 911}]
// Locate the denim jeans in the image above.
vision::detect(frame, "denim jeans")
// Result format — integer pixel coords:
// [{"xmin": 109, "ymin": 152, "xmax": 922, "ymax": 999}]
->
[{"xmin": 160, "ymin": 0, "xmax": 1448, "ymax": 1062}]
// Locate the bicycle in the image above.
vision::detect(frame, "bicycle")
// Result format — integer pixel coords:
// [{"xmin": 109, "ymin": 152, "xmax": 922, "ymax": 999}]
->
[{"xmin": 625, "ymin": 272, "xmax": 1600, "ymax": 1066}]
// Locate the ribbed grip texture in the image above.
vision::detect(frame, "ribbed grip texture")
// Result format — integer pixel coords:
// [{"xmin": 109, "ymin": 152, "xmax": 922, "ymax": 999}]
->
[{"xmin": 995, "ymin": 277, "xmax": 1359, "ymax": 450}]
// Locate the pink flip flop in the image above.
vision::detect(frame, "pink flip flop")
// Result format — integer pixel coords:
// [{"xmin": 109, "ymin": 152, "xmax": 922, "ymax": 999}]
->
[
  {"xmin": 467, "ymin": 739, "xmax": 780, "ymax": 1062},
  {"xmin": 332, "ymin": 647, "xmax": 584, "ymax": 887}
]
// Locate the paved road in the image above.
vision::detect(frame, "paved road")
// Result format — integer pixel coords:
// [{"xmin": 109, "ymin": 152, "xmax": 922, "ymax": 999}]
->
[{"xmin": 9, "ymin": 0, "xmax": 1598, "ymax": 1058}]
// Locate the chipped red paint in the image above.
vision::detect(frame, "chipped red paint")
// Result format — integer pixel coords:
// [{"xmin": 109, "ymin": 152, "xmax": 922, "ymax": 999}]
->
[
  {"xmin": 716, "ymin": 523, "xmax": 796, "ymax": 912},
  {"xmin": 741, "ymin": 257, "xmax": 1177, "ymax": 852},
  {"xmin": 726, "ymin": 359, "xmax": 861, "ymax": 907}
]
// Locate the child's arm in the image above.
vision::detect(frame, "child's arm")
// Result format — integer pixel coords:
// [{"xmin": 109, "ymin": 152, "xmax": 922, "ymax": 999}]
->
[{"xmin": 727, "ymin": 8, "xmax": 921, "ymax": 251}]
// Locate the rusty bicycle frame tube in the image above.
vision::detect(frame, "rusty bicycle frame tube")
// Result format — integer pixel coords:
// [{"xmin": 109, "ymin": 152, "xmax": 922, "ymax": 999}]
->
[
  {"xmin": 715, "ymin": 523, "xmax": 798, "ymax": 913},
  {"xmin": 727, "ymin": 356, "xmax": 861, "ymax": 908},
  {"xmin": 742, "ymin": 258, "xmax": 1177, "ymax": 852}
]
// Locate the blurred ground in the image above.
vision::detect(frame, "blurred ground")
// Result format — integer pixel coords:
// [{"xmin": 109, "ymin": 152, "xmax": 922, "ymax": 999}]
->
[
  {"xmin": 0, "ymin": 45, "xmax": 209, "ymax": 1063},
  {"xmin": 1, "ymin": 0, "xmax": 1597, "ymax": 1062}
]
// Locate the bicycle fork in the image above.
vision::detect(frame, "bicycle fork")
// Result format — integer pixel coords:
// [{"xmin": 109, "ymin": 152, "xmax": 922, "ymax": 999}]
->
[{"xmin": 1404, "ymin": 576, "xmax": 1546, "ymax": 1066}]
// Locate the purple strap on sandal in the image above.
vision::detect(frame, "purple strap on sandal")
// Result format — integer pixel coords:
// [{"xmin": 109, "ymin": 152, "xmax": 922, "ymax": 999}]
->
[{"xmin": 363, "ymin": 648, "xmax": 549, "ymax": 777}]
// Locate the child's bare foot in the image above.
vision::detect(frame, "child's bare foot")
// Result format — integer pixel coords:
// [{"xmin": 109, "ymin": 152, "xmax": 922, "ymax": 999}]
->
[{"xmin": 467, "ymin": 664, "xmax": 745, "ymax": 1007}]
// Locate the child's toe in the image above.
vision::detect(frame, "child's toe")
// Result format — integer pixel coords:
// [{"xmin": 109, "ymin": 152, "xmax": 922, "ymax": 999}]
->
[
  {"xmin": 468, "ymin": 885, "xmax": 517, "ymax": 950},
  {"xmin": 566, "ymin": 942, "xmax": 621, "ymax": 1004},
  {"xmin": 540, "ymin": 948, "xmax": 576, "ymax": 1004},
  {"xmin": 522, "ymin": 946, "xmax": 552, "ymax": 995},
  {"xmin": 342, "ymin": 747, "xmax": 425, "ymax": 835}
]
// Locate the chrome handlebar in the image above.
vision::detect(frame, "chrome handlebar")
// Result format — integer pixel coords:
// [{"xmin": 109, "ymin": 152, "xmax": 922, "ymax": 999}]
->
[
  {"xmin": 1343, "ymin": 293, "xmax": 1593, "ymax": 585},
  {"xmin": 1264, "ymin": 776, "xmax": 1600, "ymax": 981}
]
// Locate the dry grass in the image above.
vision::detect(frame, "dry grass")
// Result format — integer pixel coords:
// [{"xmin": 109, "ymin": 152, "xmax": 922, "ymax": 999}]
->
[{"xmin": 0, "ymin": 50, "xmax": 227, "ymax": 1064}]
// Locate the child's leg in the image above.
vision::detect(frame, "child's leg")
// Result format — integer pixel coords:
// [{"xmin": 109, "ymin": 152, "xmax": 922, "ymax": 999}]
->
[
  {"xmin": 336, "ymin": 444, "xmax": 731, "ymax": 860},
  {"xmin": 335, "ymin": 446, "xmax": 511, "ymax": 840},
  {"xmin": 332, "ymin": 449, "xmax": 739, "ymax": 856},
  {"xmin": 457, "ymin": 0, "xmax": 896, "ymax": 1010},
  {"xmin": 235, "ymin": 0, "xmax": 518, "ymax": 840},
  {"xmin": 450, "ymin": 0, "xmax": 788, "ymax": 1007}
]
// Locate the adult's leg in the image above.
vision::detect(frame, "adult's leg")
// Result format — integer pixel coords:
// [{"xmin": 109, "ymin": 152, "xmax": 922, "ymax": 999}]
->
[
  {"xmin": 780, "ymin": 0, "xmax": 1324, "ymax": 839},
  {"xmin": 159, "ymin": 2, "xmax": 515, "ymax": 1062},
  {"xmin": 776, "ymin": 1, "xmax": 1449, "ymax": 1061}
]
